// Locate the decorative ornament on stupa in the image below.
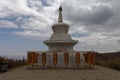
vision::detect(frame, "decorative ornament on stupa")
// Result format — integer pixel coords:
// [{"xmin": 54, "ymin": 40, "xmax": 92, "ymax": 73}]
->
[{"xmin": 44, "ymin": 6, "xmax": 78, "ymax": 51}]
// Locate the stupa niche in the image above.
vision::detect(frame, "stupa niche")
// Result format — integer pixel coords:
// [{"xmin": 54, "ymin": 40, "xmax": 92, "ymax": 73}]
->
[{"xmin": 44, "ymin": 6, "xmax": 78, "ymax": 51}]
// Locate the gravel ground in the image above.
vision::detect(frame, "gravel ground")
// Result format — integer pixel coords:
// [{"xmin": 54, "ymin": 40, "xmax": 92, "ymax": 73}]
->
[{"xmin": 0, "ymin": 66, "xmax": 120, "ymax": 80}]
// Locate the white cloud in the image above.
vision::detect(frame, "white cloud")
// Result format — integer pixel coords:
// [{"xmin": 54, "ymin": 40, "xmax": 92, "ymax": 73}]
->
[
  {"xmin": 20, "ymin": 17, "xmax": 50, "ymax": 31},
  {"xmin": 0, "ymin": 0, "xmax": 42, "ymax": 18},
  {"xmin": 13, "ymin": 30, "xmax": 51, "ymax": 39},
  {"xmin": 0, "ymin": 20, "xmax": 17, "ymax": 28},
  {"xmin": 73, "ymin": 32, "xmax": 106, "ymax": 45}
]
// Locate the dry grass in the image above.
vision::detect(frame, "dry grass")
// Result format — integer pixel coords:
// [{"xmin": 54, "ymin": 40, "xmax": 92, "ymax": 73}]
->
[{"xmin": 95, "ymin": 52, "xmax": 120, "ymax": 71}]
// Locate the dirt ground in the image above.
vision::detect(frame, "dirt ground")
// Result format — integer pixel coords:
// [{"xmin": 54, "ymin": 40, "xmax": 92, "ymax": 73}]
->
[{"xmin": 0, "ymin": 66, "xmax": 120, "ymax": 80}]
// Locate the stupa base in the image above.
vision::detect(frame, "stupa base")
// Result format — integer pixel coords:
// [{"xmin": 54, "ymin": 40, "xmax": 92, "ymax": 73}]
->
[{"xmin": 26, "ymin": 64, "xmax": 95, "ymax": 70}]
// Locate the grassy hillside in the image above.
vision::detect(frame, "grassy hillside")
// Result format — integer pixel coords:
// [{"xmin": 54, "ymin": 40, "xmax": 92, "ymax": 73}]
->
[
  {"xmin": 0, "ymin": 56, "xmax": 26, "ymax": 69},
  {"xmin": 95, "ymin": 52, "xmax": 120, "ymax": 71}
]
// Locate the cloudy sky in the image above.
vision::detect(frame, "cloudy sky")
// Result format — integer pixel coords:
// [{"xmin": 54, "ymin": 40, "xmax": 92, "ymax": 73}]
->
[{"xmin": 0, "ymin": 0, "xmax": 120, "ymax": 57}]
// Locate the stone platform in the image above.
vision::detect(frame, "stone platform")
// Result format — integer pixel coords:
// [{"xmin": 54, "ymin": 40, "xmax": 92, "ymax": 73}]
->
[
  {"xmin": 27, "ymin": 51, "xmax": 96, "ymax": 69},
  {"xmin": 26, "ymin": 64, "xmax": 94, "ymax": 70}
]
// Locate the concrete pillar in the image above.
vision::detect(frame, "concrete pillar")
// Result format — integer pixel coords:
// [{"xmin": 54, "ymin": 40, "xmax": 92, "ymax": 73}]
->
[{"xmin": 37, "ymin": 53, "xmax": 42, "ymax": 64}]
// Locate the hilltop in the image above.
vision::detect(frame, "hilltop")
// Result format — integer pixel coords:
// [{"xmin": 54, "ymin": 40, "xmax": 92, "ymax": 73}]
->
[{"xmin": 95, "ymin": 52, "xmax": 120, "ymax": 71}]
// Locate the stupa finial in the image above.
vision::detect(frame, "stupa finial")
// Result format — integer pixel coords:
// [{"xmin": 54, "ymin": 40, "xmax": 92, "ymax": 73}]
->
[{"xmin": 58, "ymin": 6, "xmax": 63, "ymax": 22}]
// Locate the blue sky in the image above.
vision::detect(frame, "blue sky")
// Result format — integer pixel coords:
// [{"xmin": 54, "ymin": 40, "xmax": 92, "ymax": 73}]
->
[{"xmin": 0, "ymin": 0, "xmax": 120, "ymax": 58}]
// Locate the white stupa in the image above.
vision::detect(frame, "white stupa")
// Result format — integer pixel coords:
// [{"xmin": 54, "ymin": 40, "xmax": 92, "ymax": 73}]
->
[{"xmin": 44, "ymin": 6, "xmax": 78, "ymax": 51}]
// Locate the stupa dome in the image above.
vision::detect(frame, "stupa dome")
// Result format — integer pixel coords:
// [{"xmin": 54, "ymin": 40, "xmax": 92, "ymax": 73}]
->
[{"xmin": 52, "ymin": 22, "xmax": 69, "ymax": 33}]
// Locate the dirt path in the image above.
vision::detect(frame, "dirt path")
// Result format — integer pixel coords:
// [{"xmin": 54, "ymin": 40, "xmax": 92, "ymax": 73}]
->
[{"xmin": 0, "ymin": 66, "xmax": 120, "ymax": 80}]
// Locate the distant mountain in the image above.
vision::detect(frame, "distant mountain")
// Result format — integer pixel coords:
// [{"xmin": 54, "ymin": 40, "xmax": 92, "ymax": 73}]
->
[{"xmin": 0, "ymin": 54, "xmax": 27, "ymax": 60}]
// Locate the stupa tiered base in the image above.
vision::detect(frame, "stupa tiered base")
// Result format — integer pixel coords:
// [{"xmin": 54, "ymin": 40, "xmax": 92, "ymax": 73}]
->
[{"xmin": 27, "ymin": 51, "xmax": 96, "ymax": 69}]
